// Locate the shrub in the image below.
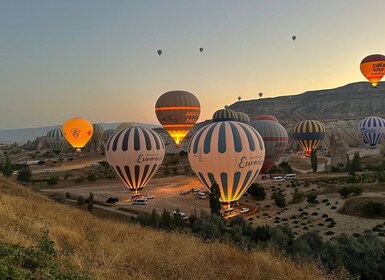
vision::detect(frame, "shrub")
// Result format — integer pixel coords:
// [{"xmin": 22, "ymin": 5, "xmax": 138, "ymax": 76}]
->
[
  {"xmin": 17, "ymin": 166, "xmax": 32, "ymax": 183},
  {"xmin": 74, "ymin": 177, "xmax": 85, "ymax": 183},
  {"xmin": 306, "ymin": 194, "xmax": 318, "ymax": 204},
  {"xmin": 47, "ymin": 176, "xmax": 59, "ymax": 185},
  {"xmin": 77, "ymin": 195, "xmax": 85, "ymax": 205},
  {"xmin": 361, "ymin": 201, "xmax": 385, "ymax": 217},
  {"xmin": 87, "ymin": 174, "xmax": 97, "ymax": 182},
  {"xmin": 271, "ymin": 192, "xmax": 286, "ymax": 208},
  {"xmin": 65, "ymin": 192, "xmax": 71, "ymax": 199}
]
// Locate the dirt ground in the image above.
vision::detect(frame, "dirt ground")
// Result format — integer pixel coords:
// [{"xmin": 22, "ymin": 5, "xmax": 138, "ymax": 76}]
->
[{"xmin": 31, "ymin": 148, "xmax": 384, "ymax": 239}]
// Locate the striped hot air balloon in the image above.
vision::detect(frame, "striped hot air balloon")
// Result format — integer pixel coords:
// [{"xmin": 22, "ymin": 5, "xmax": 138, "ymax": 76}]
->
[
  {"xmin": 46, "ymin": 128, "xmax": 67, "ymax": 152},
  {"xmin": 155, "ymin": 90, "xmax": 200, "ymax": 146},
  {"xmin": 358, "ymin": 116, "xmax": 385, "ymax": 147},
  {"xmin": 250, "ymin": 116, "xmax": 288, "ymax": 173},
  {"xmin": 255, "ymin": 115, "xmax": 278, "ymax": 122},
  {"xmin": 212, "ymin": 109, "xmax": 238, "ymax": 122},
  {"xmin": 105, "ymin": 127, "xmax": 165, "ymax": 195},
  {"xmin": 188, "ymin": 121, "xmax": 265, "ymax": 208},
  {"xmin": 235, "ymin": 112, "xmax": 250, "ymax": 124},
  {"xmin": 293, "ymin": 120, "xmax": 325, "ymax": 156}
]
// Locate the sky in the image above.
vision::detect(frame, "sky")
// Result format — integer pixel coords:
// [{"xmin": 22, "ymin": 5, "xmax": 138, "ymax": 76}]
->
[{"xmin": 1, "ymin": 0, "xmax": 385, "ymax": 129}]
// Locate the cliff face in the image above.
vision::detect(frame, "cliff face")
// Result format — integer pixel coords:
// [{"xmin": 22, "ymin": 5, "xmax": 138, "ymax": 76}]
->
[{"xmin": 162, "ymin": 82, "xmax": 384, "ymax": 154}]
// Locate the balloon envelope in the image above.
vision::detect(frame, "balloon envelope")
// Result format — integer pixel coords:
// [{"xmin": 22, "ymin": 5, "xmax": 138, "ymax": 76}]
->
[
  {"xmin": 155, "ymin": 90, "xmax": 200, "ymax": 145},
  {"xmin": 105, "ymin": 127, "xmax": 165, "ymax": 194},
  {"xmin": 358, "ymin": 116, "xmax": 385, "ymax": 146},
  {"xmin": 235, "ymin": 112, "xmax": 250, "ymax": 124},
  {"xmin": 293, "ymin": 120, "xmax": 325, "ymax": 156},
  {"xmin": 63, "ymin": 118, "xmax": 93, "ymax": 150},
  {"xmin": 157, "ymin": 50, "xmax": 162, "ymax": 56},
  {"xmin": 188, "ymin": 121, "xmax": 265, "ymax": 207},
  {"xmin": 212, "ymin": 109, "xmax": 238, "ymax": 122},
  {"xmin": 360, "ymin": 54, "xmax": 385, "ymax": 87},
  {"xmin": 115, "ymin": 122, "xmax": 135, "ymax": 133},
  {"xmin": 250, "ymin": 118, "xmax": 288, "ymax": 173},
  {"xmin": 255, "ymin": 115, "xmax": 279, "ymax": 122},
  {"xmin": 46, "ymin": 128, "xmax": 67, "ymax": 152},
  {"xmin": 292, "ymin": 36, "xmax": 296, "ymax": 41},
  {"xmin": 258, "ymin": 92, "xmax": 263, "ymax": 98},
  {"xmin": 199, "ymin": 47, "xmax": 203, "ymax": 53}
]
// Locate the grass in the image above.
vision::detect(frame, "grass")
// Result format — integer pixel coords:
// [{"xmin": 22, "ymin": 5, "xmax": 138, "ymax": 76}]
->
[{"xmin": 0, "ymin": 177, "xmax": 339, "ymax": 280}]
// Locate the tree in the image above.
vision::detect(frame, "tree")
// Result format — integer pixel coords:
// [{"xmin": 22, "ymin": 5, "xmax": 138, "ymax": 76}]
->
[
  {"xmin": 291, "ymin": 188, "xmax": 305, "ymax": 204},
  {"xmin": 87, "ymin": 192, "xmax": 94, "ymax": 213},
  {"xmin": 160, "ymin": 209, "xmax": 172, "ymax": 230},
  {"xmin": 2, "ymin": 157, "xmax": 12, "ymax": 178},
  {"xmin": 209, "ymin": 183, "xmax": 222, "ymax": 215},
  {"xmin": 310, "ymin": 149, "xmax": 318, "ymax": 172},
  {"xmin": 348, "ymin": 152, "xmax": 362, "ymax": 175},
  {"xmin": 17, "ymin": 166, "xmax": 32, "ymax": 183},
  {"xmin": 247, "ymin": 183, "xmax": 266, "ymax": 200}
]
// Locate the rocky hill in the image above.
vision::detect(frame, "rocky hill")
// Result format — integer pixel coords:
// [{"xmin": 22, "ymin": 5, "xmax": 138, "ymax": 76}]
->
[{"xmin": 162, "ymin": 82, "xmax": 384, "ymax": 154}]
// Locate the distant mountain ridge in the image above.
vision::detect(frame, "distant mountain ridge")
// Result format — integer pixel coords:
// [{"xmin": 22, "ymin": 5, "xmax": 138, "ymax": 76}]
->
[
  {"xmin": 229, "ymin": 82, "xmax": 385, "ymax": 124},
  {"xmin": 0, "ymin": 122, "xmax": 160, "ymax": 144}
]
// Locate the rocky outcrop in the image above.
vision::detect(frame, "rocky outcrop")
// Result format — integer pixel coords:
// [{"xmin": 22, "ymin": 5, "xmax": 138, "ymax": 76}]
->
[{"xmin": 329, "ymin": 134, "xmax": 350, "ymax": 167}]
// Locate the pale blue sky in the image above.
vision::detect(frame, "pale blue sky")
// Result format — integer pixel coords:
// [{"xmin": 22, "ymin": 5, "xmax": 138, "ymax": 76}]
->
[{"xmin": 1, "ymin": 1, "xmax": 385, "ymax": 129}]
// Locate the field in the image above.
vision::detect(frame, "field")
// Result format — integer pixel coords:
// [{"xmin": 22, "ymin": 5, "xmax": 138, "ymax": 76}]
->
[
  {"xmin": 24, "ymin": 148, "xmax": 385, "ymax": 241},
  {"xmin": 0, "ymin": 177, "xmax": 337, "ymax": 280}
]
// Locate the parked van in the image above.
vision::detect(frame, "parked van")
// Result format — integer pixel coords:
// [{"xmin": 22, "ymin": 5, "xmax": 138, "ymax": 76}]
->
[
  {"xmin": 196, "ymin": 192, "xmax": 206, "ymax": 199},
  {"xmin": 132, "ymin": 198, "xmax": 148, "ymax": 205},
  {"xmin": 284, "ymin": 173, "xmax": 296, "ymax": 180},
  {"xmin": 272, "ymin": 176, "xmax": 285, "ymax": 182}
]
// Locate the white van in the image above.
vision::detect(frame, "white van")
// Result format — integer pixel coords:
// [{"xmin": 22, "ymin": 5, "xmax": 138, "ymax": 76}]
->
[
  {"xmin": 132, "ymin": 198, "xmax": 148, "ymax": 205},
  {"xmin": 196, "ymin": 192, "xmax": 206, "ymax": 199},
  {"xmin": 284, "ymin": 174, "xmax": 296, "ymax": 180},
  {"xmin": 272, "ymin": 176, "xmax": 285, "ymax": 182}
]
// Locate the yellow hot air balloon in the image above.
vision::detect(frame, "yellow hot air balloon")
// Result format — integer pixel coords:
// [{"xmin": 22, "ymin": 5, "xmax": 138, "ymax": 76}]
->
[
  {"xmin": 63, "ymin": 117, "xmax": 93, "ymax": 151},
  {"xmin": 155, "ymin": 90, "xmax": 200, "ymax": 146},
  {"xmin": 360, "ymin": 54, "xmax": 385, "ymax": 87}
]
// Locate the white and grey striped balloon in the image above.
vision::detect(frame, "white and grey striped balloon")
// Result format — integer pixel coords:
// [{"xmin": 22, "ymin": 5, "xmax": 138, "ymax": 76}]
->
[{"xmin": 106, "ymin": 126, "xmax": 165, "ymax": 194}]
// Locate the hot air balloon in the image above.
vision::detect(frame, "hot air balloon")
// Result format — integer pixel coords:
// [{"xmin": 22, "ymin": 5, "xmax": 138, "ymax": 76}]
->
[
  {"xmin": 63, "ymin": 117, "xmax": 93, "ymax": 152},
  {"xmin": 212, "ymin": 109, "xmax": 238, "ymax": 122},
  {"xmin": 105, "ymin": 126, "xmax": 165, "ymax": 195},
  {"xmin": 293, "ymin": 120, "xmax": 325, "ymax": 156},
  {"xmin": 115, "ymin": 122, "xmax": 134, "ymax": 133},
  {"xmin": 157, "ymin": 49, "xmax": 162, "ymax": 56},
  {"xmin": 188, "ymin": 121, "xmax": 265, "ymax": 208},
  {"xmin": 238, "ymin": 96, "xmax": 241, "ymax": 101},
  {"xmin": 256, "ymin": 115, "xmax": 278, "ymax": 122},
  {"xmin": 155, "ymin": 90, "xmax": 200, "ymax": 146},
  {"xmin": 199, "ymin": 47, "xmax": 204, "ymax": 53},
  {"xmin": 235, "ymin": 112, "xmax": 250, "ymax": 124},
  {"xmin": 250, "ymin": 116, "xmax": 288, "ymax": 173},
  {"xmin": 358, "ymin": 116, "xmax": 385, "ymax": 147},
  {"xmin": 360, "ymin": 54, "xmax": 385, "ymax": 87},
  {"xmin": 292, "ymin": 36, "xmax": 296, "ymax": 41},
  {"xmin": 258, "ymin": 92, "xmax": 263, "ymax": 98},
  {"xmin": 46, "ymin": 128, "xmax": 67, "ymax": 152}
]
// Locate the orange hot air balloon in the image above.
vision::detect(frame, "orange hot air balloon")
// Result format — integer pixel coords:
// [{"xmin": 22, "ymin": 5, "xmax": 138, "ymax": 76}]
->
[
  {"xmin": 360, "ymin": 54, "xmax": 385, "ymax": 87},
  {"xmin": 63, "ymin": 117, "xmax": 93, "ymax": 151},
  {"xmin": 155, "ymin": 90, "xmax": 200, "ymax": 146}
]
